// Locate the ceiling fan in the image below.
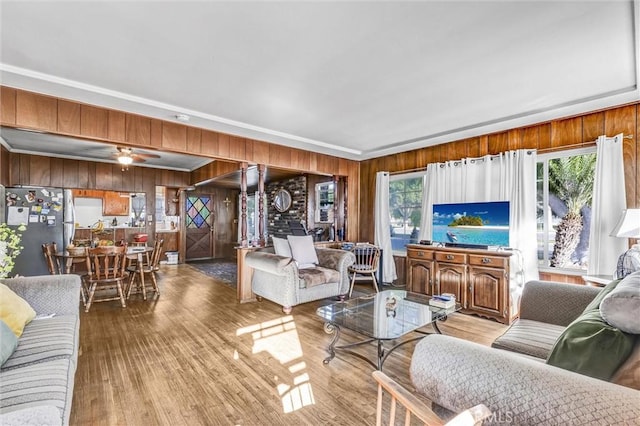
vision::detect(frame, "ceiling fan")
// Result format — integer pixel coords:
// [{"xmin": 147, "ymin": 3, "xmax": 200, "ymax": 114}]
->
[{"xmin": 115, "ymin": 147, "xmax": 161, "ymax": 168}]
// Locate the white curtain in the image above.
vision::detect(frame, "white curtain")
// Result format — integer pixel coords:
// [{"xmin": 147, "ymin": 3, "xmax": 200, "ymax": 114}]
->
[
  {"xmin": 374, "ymin": 172, "xmax": 397, "ymax": 283},
  {"xmin": 588, "ymin": 134, "xmax": 627, "ymax": 275},
  {"xmin": 418, "ymin": 150, "xmax": 538, "ymax": 312}
]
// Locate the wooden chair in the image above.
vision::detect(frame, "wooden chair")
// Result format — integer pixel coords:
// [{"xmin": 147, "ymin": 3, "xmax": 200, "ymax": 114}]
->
[
  {"xmin": 43, "ymin": 242, "xmax": 89, "ymax": 305},
  {"xmin": 373, "ymin": 371, "xmax": 491, "ymax": 426},
  {"xmin": 83, "ymin": 245, "xmax": 128, "ymax": 312},
  {"xmin": 348, "ymin": 243, "xmax": 381, "ymax": 297},
  {"xmin": 41, "ymin": 242, "xmax": 61, "ymax": 275},
  {"xmin": 126, "ymin": 238, "xmax": 163, "ymax": 299}
]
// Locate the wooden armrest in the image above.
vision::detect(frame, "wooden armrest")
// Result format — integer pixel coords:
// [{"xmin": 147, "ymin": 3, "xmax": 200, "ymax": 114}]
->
[{"xmin": 372, "ymin": 371, "xmax": 491, "ymax": 426}]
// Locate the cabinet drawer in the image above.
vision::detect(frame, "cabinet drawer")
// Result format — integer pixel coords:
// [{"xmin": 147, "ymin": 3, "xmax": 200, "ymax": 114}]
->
[
  {"xmin": 435, "ymin": 251, "xmax": 466, "ymax": 264},
  {"xmin": 407, "ymin": 248, "xmax": 433, "ymax": 260},
  {"xmin": 468, "ymin": 254, "xmax": 508, "ymax": 268}
]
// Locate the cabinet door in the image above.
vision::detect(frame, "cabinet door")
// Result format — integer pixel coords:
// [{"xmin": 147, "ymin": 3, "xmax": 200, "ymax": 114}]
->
[
  {"xmin": 407, "ymin": 259, "xmax": 434, "ymax": 296},
  {"xmin": 468, "ymin": 266, "xmax": 506, "ymax": 318},
  {"xmin": 103, "ymin": 192, "xmax": 130, "ymax": 216},
  {"xmin": 435, "ymin": 263, "xmax": 467, "ymax": 307},
  {"xmin": 157, "ymin": 233, "xmax": 178, "ymax": 259}
]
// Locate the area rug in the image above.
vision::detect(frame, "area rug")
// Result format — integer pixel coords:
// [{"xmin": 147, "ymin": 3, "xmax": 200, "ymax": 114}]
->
[{"xmin": 188, "ymin": 259, "xmax": 237, "ymax": 287}]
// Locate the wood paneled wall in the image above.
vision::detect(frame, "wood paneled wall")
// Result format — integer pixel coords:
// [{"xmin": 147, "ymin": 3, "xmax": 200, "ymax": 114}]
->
[
  {"xmin": 191, "ymin": 160, "xmax": 241, "ymax": 185},
  {"xmin": 0, "ymin": 86, "xmax": 360, "ymax": 241},
  {"xmin": 7, "ymin": 153, "xmax": 190, "ymax": 190},
  {"xmin": 0, "ymin": 145, "xmax": 9, "ymax": 186},
  {"xmin": 359, "ymin": 103, "xmax": 640, "ymax": 242}
]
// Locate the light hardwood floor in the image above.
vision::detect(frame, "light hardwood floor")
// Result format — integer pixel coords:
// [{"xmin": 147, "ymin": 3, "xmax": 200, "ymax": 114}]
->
[{"xmin": 70, "ymin": 264, "xmax": 508, "ymax": 425}]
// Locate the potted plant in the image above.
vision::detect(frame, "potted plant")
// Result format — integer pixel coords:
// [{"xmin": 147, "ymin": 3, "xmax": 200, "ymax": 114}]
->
[{"xmin": 0, "ymin": 223, "xmax": 26, "ymax": 278}]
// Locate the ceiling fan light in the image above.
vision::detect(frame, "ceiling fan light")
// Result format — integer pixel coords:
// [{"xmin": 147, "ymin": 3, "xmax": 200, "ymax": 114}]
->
[{"xmin": 118, "ymin": 155, "xmax": 134, "ymax": 165}]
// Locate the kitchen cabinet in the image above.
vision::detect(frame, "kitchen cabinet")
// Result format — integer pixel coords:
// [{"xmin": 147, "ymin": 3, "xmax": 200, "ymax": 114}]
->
[
  {"xmin": 73, "ymin": 189, "xmax": 132, "ymax": 218},
  {"xmin": 103, "ymin": 191, "xmax": 130, "ymax": 216},
  {"xmin": 73, "ymin": 189, "xmax": 103, "ymax": 198},
  {"xmin": 156, "ymin": 231, "xmax": 178, "ymax": 260},
  {"xmin": 406, "ymin": 245, "xmax": 514, "ymax": 324}
]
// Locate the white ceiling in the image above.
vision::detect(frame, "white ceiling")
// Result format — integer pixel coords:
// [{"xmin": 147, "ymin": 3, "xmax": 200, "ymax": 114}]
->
[{"xmin": 1, "ymin": 1, "xmax": 638, "ymax": 162}]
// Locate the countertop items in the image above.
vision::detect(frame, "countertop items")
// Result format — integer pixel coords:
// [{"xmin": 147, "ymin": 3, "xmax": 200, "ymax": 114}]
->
[{"xmin": 75, "ymin": 226, "xmax": 146, "ymax": 230}]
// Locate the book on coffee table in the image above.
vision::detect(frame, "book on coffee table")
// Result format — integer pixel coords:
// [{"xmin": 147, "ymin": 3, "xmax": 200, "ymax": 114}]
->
[{"xmin": 429, "ymin": 295, "xmax": 456, "ymax": 309}]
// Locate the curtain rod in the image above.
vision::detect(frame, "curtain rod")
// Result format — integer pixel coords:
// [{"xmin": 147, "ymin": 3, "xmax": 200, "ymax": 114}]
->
[
  {"xmin": 390, "ymin": 167, "xmax": 426, "ymax": 175},
  {"xmin": 539, "ymin": 133, "xmax": 634, "ymax": 153},
  {"xmin": 389, "ymin": 150, "xmax": 534, "ymax": 175}
]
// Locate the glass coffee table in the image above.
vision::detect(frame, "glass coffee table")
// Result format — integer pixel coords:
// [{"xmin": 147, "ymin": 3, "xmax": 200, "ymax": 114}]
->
[{"xmin": 316, "ymin": 289, "xmax": 460, "ymax": 370}]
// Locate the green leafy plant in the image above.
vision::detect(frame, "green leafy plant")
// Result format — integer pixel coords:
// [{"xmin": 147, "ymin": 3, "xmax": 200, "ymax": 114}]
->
[
  {"xmin": 0, "ymin": 223, "xmax": 26, "ymax": 278},
  {"xmin": 548, "ymin": 153, "xmax": 596, "ymax": 267},
  {"xmin": 448, "ymin": 216, "xmax": 484, "ymax": 227}
]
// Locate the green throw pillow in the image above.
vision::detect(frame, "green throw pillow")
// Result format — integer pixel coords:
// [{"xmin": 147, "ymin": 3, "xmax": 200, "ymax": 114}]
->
[
  {"xmin": 547, "ymin": 308, "xmax": 636, "ymax": 381},
  {"xmin": 0, "ymin": 319, "xmax": 18, "ymax": 367}
]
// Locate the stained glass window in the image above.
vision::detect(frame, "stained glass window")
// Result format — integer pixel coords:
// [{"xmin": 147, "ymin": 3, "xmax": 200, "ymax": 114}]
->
[{"xmin": 186, "ymin": 196, "xmax": 211, "ymax": 229}]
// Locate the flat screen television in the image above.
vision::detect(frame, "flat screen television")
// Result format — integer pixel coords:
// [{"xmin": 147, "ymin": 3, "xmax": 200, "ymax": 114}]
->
[{"xmin": 432, "ymin": 201, "xmax": 510, "ymax": 248}]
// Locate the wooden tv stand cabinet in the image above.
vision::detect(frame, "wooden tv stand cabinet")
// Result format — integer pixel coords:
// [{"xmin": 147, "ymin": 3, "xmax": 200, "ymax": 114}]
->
[{"xmin": 406, "ymin": 244, "xmax": 516, "ymax": 324}]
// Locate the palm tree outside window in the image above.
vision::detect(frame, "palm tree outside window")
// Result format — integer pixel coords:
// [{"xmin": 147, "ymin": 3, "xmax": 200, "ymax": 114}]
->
[
  {"xmin": 537, "ymin": 148, "xmax": 597, "ymax": 271},
  {"xmin": 389, "ymin": 174, "xmax": 424, "ymax": 254}
]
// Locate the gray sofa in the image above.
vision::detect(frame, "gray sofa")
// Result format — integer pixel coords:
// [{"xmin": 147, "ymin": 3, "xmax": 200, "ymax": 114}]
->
[
  {"xmin": 410, "ymin": 279, "xmax": 640, "ymax": 425},
  {"xmin": 246, "ymin": 247, "xmax": 355, "ymax": 313},
  {"xmin": 0, "ymin": 275, "xmax": 81, "ymax": 426}
]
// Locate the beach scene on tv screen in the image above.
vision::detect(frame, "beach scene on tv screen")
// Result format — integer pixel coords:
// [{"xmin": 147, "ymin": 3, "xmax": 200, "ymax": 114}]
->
[{"xmin": 432, "ymin": 201, "xmax": 510, "ymax": 247}]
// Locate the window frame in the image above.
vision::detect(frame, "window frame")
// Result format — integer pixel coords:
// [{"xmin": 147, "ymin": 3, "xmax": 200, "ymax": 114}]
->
[
  {"xmin": 536, "ymin": 146, "xmax": 597, "ymax": 274},
  {"xmin": 389, "ymin": 171, "xmax": 427, "ymax": 255}
]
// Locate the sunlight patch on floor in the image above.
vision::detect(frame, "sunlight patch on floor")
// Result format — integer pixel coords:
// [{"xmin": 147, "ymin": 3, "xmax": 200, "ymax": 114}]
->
[{"xmin": 236, "ymin": 315, "xmax": 315, "ymax": 413}]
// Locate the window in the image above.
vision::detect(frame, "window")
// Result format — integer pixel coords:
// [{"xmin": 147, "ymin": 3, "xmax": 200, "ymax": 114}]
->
[
  {"xmin": 154, "ymin": 186, "xmax": 166, "ymax": 223},
  {"xmin": 389, "ymin": 173, "xmax": 425, "ymax": 253},
  {"xmin": 243, "ymin": 192, "xmax": 267, "ymax": 243},
  {"xmin": 537, "ymin": 148, "xmax": 597, "ymax": 271},
  {"xmin": 315, "ymin": 182, "xmax": 335, "ymax": 223}
]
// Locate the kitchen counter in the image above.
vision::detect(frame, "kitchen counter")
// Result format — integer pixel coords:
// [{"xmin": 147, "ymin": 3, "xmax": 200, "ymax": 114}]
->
[
  {"xmin": 73, "ymin": 227, "xmax": 150, "ymax": 245},
  {"xmin": 75, "ymin": 226, "xmax": 146, "ymax": 230}
]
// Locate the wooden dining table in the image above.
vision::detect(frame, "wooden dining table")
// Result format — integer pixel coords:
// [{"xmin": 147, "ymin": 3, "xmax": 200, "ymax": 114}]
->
[{"xmin": 54, "ymin": 246, "xmax": 155, "ymax": 299}]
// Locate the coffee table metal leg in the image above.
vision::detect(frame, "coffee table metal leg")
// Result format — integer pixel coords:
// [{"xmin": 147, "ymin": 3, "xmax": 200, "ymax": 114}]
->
[
  {"xmin": 323, "ymin": 322, "xmax": 341, "ymax": 364},
  {"xmin": 431, "ymin": 314, "xmax": 448, "ymax": 334},
  {"xmin": 377, "ymin": 340, "xmax": 385, "ymax": 370}
]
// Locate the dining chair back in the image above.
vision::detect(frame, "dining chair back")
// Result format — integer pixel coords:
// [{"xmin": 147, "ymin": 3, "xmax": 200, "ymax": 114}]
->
[
  {"xmin": 83, "ymin": 245, "xmax": 128, "ymax": 312},
  {"xmin": 41, "ymin": 242, "xmax": 61, "ymax": 275},
  {"xmin": 126, "ymin": 238, "xmax": 164, "ymax": 299},
  {"xmin": 348, "ymin": 243, "xmax": 381, "ymax": 297}
]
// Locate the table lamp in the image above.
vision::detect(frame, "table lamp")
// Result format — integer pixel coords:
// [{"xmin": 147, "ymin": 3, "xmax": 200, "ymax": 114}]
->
[{"xmin": 610, "ymin": 209, "xmax": 640, "ymax": 279}]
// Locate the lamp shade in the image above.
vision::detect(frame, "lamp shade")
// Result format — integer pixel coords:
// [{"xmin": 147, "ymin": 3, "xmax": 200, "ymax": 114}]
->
[{"xmin": 610, "ymin": 209, "xmax": 640, "ymax": 238}]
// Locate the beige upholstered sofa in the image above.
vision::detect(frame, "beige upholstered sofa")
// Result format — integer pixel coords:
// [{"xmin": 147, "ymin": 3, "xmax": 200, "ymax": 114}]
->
[
  {"xmin": 1, "ymin": 275, "xmax": 81, "ymax": 425},
  {"xmin": 246, "ymin": 247, "xmax": 355, "ymax": 313},
  {"xmin": 409, "ymin": 278, "xmax": 640, "ymax": 425}
]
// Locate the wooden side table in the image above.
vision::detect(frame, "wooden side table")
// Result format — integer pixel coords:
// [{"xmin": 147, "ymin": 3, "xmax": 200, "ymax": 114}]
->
[{"xmin": 581, "ymin": 274, "xmax": 613, "ymax": 287}]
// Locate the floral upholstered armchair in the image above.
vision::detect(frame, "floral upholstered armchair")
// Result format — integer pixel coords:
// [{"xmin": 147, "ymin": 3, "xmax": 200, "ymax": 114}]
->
[{"xmin": 245, "ymin": 237, "xmax": 355, "ymax": 314}]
